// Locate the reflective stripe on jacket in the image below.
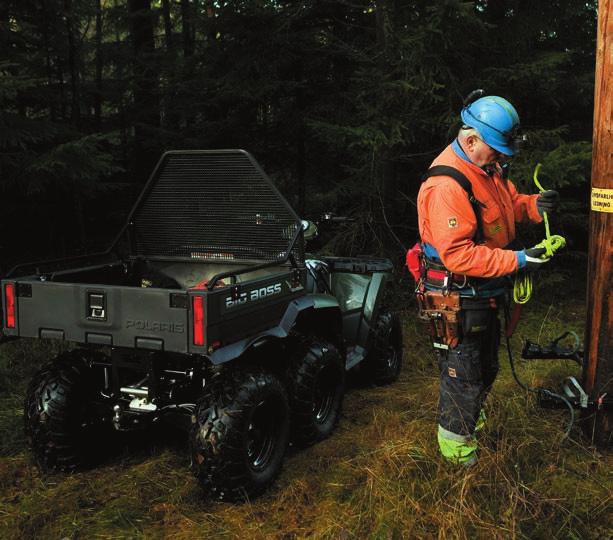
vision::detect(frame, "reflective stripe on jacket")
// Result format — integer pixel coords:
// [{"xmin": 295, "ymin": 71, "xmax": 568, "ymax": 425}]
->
[{"xmin": 417, "ymin": 143, "xmax": 542, "ymax": 278}]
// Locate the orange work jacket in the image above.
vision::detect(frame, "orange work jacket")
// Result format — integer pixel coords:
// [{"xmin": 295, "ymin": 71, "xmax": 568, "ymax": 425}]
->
[{"xmin": 417, "ymin": 142, "xmax": 542, "ymax": 278}]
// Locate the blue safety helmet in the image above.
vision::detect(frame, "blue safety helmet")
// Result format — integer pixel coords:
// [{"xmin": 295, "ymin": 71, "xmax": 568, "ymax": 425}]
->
[{"xmin": 460, "ymin": 96, "xmax": 521, "ymax": 156}]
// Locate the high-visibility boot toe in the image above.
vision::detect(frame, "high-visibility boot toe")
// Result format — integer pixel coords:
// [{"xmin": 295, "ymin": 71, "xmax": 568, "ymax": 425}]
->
[{"xmin": 438, "ymin": 425, "xmax": 478, "ymax": 466}]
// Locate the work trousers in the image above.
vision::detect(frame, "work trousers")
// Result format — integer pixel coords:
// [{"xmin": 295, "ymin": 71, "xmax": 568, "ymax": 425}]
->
[{"xmin": 437, "ymin": 308, "xmax": 501, "ymax": 437}]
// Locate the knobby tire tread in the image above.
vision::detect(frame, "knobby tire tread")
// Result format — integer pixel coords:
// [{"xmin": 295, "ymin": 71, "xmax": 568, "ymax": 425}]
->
[
  {"xmin": 365, "ymin": 310, "xmax": 404, "ymax": 385},
  {"xmin": 191, "ymin": 369, "xmax": 290, "ymax": 502},
  {"xmin": 287, "ymin": 339, "xmax": 345, "ymax": 447},
  {"xmin": 24, "ymin": 350, "xmax": 99, "ymax": 472}
]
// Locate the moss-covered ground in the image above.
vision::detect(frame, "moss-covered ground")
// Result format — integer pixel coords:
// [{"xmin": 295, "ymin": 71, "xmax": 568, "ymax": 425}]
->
[{"xmin": 0, "ymin": 266, "xmax": 611, "ymax": 539}]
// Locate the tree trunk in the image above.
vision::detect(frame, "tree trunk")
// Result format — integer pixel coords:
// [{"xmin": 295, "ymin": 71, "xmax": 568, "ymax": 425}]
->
[
  {"xmin": 376, "ymin": 0, "xmax": 396, "ymax": 59},
  {"xmin": 181, "ymin": 0, "xmax": 194, "ymax": 57},
  {"xmin": 56, "ymin": 64, "xmax": 65, "ymax": 120},
  {"xmin": 162, "ymin": 0, "xmax": 173, "ymax": 50},
  {"xmin": 582, "ymin": 0, "xmax": 612, "ymax": 448},
  {"xmin": 128, "ymin": 0, "xmax": 158, "ymax": 127},
  {"xmin": 64, "ymin": 0, "xmax": 80, "ymax": 126},
  {"xmin": 375, "ymin": 0, "xmax": 399, "ymax": 234},
  {"xmin": 161, "ymin": 0, "xmax": 180, "ymax": 130},
  {"xmin": 114, "ymin": 0, "xmax": 128, "ymax": 161},
  {"xmin": 128, "ymin": 0, "xmax": 159, "ymax": 176},
  {"xmin": 94, "ymin": 0, "xmax": 103, "ymax": 128},
  {"xmin": 204, "ymin": 0, "xmax": 217, "ymax": 44},
  {"xmin": 41, "ymin": 7, "xmax": 56, "ymax": 121}
]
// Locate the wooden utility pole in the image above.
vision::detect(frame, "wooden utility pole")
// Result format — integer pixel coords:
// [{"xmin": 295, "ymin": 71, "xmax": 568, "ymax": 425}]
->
[{"xmin": 583, "ymin": 0, "xmax": 612, "ymax": 447}]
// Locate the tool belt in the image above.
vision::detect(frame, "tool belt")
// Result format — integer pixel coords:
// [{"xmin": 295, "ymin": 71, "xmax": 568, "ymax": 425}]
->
[
  {"xmin": 423, "ymin": 256, "xmax": 511, "ymax": 295},
  {"xmin": 422, "ymin": 255, "xmax": 470, "ymax": 291},
  {"xmin": 407, "ymin": 243, "xmax": 473, "ymax": 290},
  {"xmin": 416, "ymin": 286, "xmax": 498, "ymax": 350},
  {"xmin": 424, "ymin": 267, "xmax": 468, "ymax": 289},
  {"xmin": 416, "ymin": 288, "xmax": 462, "ymax": 349}
]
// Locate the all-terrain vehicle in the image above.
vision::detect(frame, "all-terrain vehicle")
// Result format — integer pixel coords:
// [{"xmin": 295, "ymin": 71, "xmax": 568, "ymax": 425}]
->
[{"xmin": 0, "ymin": 150, "xmax": 402, "ymax": 501}]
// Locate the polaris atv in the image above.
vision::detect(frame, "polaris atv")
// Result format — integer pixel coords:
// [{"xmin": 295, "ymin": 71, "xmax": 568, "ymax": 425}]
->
[{"xmin": 0, "ymin": 150, "xmax": 402, "ymax": 501}]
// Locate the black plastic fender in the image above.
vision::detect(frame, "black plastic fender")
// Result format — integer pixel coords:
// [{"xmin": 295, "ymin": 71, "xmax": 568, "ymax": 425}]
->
[{"xmin": 208, "ymin": 294, "xmax": 342, "ymax": 365}]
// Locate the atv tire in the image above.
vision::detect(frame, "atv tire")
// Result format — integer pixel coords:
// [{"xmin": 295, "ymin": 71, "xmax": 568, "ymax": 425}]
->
[
  {"xmin": 24, "ymin": 350, "xmax": 103, "ymax": 472},
  {"xmin": 364, "ymin": 310, "xmax": 403, "ymax": 385},
  {"xmin": 191, "ymin": 370, "xmax": 290, "ymax": 502},
  {"xmin": 288, "ymin": 339, "xmax": 345, "ymax": 446}
]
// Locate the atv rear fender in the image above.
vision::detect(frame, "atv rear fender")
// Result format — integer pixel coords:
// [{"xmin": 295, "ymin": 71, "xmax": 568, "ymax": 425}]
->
[{"xmin": 207, "ymin": 294, "xmax": 341, "ymax": 365}]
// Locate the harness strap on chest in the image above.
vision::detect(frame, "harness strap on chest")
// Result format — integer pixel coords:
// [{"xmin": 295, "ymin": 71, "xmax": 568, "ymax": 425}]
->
[{"xmin": 422, "ymin": 165, "xmax": 486, "ymax": 245}]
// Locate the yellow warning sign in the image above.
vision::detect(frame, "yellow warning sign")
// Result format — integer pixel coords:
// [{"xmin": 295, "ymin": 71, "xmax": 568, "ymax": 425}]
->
[{"xmin": 591, "ymin": 187, "xmax": 613, "ymax": 213}]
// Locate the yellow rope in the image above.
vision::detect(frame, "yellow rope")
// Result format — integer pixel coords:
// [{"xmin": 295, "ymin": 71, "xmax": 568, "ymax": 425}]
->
[
  {"xmin": 532, "ymin": 163, "xmax": 566, "ymax": 258},
  {"xmin": 513, "ymin": 163, "xmax": 566, "ymax": 304},
  {"xmin": 513, "ymin": 272, "xmax": 532, "ymax": 304}
]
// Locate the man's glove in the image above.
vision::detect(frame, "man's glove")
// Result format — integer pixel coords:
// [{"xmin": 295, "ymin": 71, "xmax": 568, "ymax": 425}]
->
[
  {"xmin": 522, "ymin": 246, "xmax": 549, "ymax": 271},
  {"xmin": 536, "ymin": 190, "xmax": 560, "ymax": 216}
]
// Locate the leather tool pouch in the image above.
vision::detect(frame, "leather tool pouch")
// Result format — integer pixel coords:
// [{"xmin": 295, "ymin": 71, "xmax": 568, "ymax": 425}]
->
[{"xmin": 416, "ymin": 290, "xmax": 462, "ymax": 349}]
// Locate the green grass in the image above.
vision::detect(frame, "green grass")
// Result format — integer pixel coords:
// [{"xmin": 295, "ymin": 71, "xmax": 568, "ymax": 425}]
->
[{"xmin": 0, "ymin": 272, "xmax": 611, "ymax": 539}]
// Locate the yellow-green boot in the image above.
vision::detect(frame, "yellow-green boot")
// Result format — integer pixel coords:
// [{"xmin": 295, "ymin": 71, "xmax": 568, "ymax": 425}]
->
[{"xmin": 437, "ymin": 425, "xmax": 478, "ymax": 466}]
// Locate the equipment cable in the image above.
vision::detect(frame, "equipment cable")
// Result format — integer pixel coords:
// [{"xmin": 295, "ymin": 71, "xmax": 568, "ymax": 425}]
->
[
  {"xmin": 506, "ymin": 165, "xmax": 574, "ymax": 435},
  {"xmin": 503, "ymin": 300, "xmax": 575, "ymax": 439}
]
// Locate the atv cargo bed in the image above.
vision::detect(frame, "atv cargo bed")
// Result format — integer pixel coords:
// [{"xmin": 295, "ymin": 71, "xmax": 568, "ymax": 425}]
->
[{"xmin": 1, "ymin": 150, "xmax": 305, "ymax": 356}]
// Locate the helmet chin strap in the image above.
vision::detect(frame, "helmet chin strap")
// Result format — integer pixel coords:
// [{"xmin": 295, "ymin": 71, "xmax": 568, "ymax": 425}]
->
[
  {"xmin": 481, "ymin": 160, "xmax": 510, "ymax": 178},
  {"xmin": 457, "ymin": 137, "xmax": 511, "ymax": 178},
  {"xmin": 481, "ymin": 162, "xmax": 499, "ymax": 176}
]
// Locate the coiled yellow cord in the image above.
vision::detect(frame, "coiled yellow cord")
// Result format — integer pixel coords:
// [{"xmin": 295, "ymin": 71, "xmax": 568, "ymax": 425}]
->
[
  {"xmin": 513, "ymin": 273, "xmax": 532, "ymax": 304},
  {"xmin": 532, "ymin": 163, "xmax": 567, "ymax": 258},
  {"xmin": 513, "ymin": 163, "xmax": 566, "ymax": 304}
]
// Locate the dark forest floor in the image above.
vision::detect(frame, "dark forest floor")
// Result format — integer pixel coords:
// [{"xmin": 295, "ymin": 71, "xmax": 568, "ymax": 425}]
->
[{"xmin": 0, "ymin": 265, "xmax": 611, "ymax": 540}]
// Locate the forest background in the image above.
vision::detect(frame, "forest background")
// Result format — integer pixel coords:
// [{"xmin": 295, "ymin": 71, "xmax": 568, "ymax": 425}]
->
[
  {"xmin": 1, "ymin": 2, "xmax": 610, "ymax": 539},
  {"xmin": 0, "ymin": 0, "xmax": 597, "ymax": 268}
]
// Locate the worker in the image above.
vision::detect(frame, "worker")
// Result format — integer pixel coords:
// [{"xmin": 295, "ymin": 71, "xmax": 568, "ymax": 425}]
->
[{"xmin": 416, "ymin": 94, "xmax": 560, "ymax": 465}]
